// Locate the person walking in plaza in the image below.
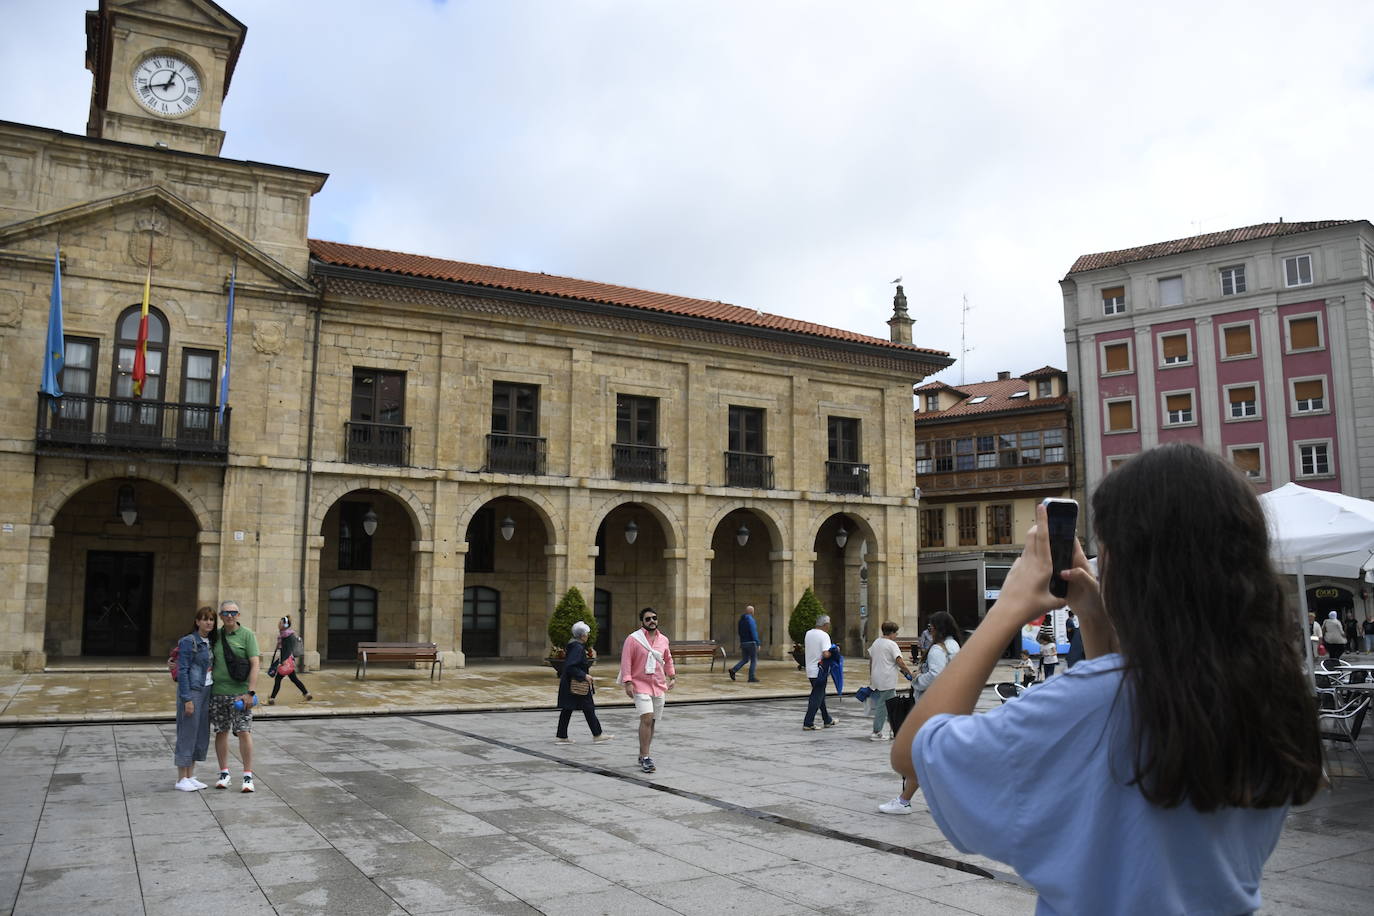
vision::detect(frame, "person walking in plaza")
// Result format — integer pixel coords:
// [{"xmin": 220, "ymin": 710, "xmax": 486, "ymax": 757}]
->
[
  {"xmin": 877, "ymin": 610, "xmax": 961, "ymax": 814},
  {"xmin": 1322, "ymin": 611, "xmax": 1348, "ymax": 662},
  {"xmin": 1364, "ymin": 616, "xmax": 1374, "ymax": 654},
  {"xmin": 891, "ymin": 444, "xmax": 1321, "ymax": 913},
  {"xmin": 802, "ymin": 614, "xmax": 836, "ymax": 730},
  {"xmin": 1038, "ymin": 624, "xmax": 1059, "ymax": 679},
  {"xmin": 267, "ymin": 616, "xmax": 312, "ymax": 705},
  {"xmin": 210, "ymin": 600, "xmax": 260, "ymax": 793},
  {"xmin": 173, "ymin": 606, "xmax": 216, "ymax": 791},
  {"xmin": 556, "ymin": 621, "xmax": 612, "ymax": 744},
  {"xmin": 619, "ymin": 607, "xmax": 675, "ymax": 773},
  {"xmin": 868, "ymin": 621, "xmax": 913, "ymax": 741},
  {"xmin": 728, "ymin": 605, "xmax": 761, "ymax": 682}
]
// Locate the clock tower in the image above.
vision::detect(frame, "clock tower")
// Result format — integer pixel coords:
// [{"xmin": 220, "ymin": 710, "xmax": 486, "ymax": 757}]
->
[{"xmin": 84, "ymin": 0, "xmax": 246, "ymax": 155}]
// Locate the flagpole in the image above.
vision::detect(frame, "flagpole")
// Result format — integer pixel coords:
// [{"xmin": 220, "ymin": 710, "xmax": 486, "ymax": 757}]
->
[
  {"xmin": 219, "ymin": 256, "xmax": 237, "ymax": 428},
  {"xmin": 132, "ymin": 233, "xmax": 153, "ymax": 397},
  {"xmin": 40, "ymin": 242, "xmax": 65, "ymax": 406}
]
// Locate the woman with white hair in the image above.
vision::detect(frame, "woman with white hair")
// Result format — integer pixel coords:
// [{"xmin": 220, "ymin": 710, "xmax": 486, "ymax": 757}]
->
[
  {"xmin": 555, "ymin": 620, "xmax": 612, "ymax": 744},
  {"xmin": 1322, "ymin": 610, "xmax": 1348, "ymax": 662}
]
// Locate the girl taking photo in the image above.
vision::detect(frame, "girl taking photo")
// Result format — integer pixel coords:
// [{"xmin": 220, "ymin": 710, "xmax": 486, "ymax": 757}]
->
[{"xmin": 893, "ymin": 444, "xmax": 1322, "ymax": 914}]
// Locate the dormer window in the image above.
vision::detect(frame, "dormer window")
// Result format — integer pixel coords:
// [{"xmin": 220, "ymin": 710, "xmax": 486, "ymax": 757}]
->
[
  {"xmin": 924, "ymin": 394, "xmax": 939, "ymax": 412},
  {"xmin": 1036, "ymin": 380, "xmax": 1052, "ymax": 397}
]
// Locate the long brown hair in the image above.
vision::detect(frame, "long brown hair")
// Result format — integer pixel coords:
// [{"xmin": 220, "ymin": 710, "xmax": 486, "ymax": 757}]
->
[
  {"xmin": 1092, "ymin": 444, "xmax": 1321, "ymax": 810},
  {"xmin": 187, "ymin": 605, "xmax": 216, "ymax": 637}
]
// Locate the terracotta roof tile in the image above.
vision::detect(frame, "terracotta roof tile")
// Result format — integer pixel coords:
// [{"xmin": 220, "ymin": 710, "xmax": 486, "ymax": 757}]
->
[
  {"xmin": 1067, "ymin": 220, "xmax": 1359, "ymax": 274},
  {"xmin": 309, "ymin": 239, "xmax": 951, "ymax": 356},
  {"xmin": 915, "ymin": 377, "xmax": 1071, "ymax": 422},
  {"xmin": 914, "ymin": 380, "xmax": 967, "ymax": 395},
  {"xmin": 1019, "ymin": 365, "xmax": 1064, "ymax": 379}
]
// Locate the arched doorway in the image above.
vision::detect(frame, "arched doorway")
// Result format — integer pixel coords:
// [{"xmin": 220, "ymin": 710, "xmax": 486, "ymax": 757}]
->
[
  {"xmin": 812, "ymin": 512, "xmax": 876, "ymax": 655},
  {"xmin": 461, "ymin": 496, "xmax": 551, "ymax": 658},
  {"xmin": 596, "ymin": 503, "xmax": 670, "ymax": 643},
  {"xmin": 47, "ymin": 477, "xmax": 200, "ymax": 658},
  {"xmin": 709, "ymin": 509, "xmax": 777, "ymax": 650},
  {"xmin": 320, "ymin": 489, "xmax": 416, "ymax": 660}
]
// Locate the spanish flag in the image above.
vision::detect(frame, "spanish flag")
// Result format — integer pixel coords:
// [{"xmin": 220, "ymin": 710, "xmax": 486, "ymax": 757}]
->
[{"xmin": 131, "ymin": 237, "xmax": 153, "ymax": 397}]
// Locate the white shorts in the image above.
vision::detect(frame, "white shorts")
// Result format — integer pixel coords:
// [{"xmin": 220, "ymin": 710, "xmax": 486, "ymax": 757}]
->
[{"xmin": 632, "ymin": 693, "xmax": 665, "ymax": 720}]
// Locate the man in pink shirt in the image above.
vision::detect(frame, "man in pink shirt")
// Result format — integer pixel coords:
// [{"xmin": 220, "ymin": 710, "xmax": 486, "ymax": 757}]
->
[{"xmin": 619, "ymin": 607, "xmax": 676, "ymax": 773}]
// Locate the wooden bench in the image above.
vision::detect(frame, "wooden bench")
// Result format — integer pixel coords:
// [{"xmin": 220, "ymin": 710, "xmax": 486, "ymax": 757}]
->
[
  {"xmin": 892, "ymin": 637, "xmax": 924, "ymax": 663},
  {"xmin": 671, "ymin": 640, "xmax": 727, "ymax": 672},
  {"xmin": 354, "ymin": 642, "xmax": 442, "ymax": 680}
]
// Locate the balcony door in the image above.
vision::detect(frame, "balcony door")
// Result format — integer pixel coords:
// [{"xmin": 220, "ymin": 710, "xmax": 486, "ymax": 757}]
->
[
  {"xmin": 110, "ymin": 306, "xmax": 167, "ymax": 442},
  {"xmin": 349, "ymin": 369, "xmax": 407, "ymax": 464}
]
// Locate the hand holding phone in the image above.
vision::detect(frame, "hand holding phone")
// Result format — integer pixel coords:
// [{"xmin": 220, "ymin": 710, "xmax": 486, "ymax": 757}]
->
[{"xmin": 1042, "ymin": 498, "xmax": 1079, "ymax": 599}]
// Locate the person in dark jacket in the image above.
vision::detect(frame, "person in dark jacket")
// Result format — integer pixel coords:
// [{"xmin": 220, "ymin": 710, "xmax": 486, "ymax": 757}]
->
[
  {"xmin": 728, "ymin": 605, "xmax": 761, "ymax": 682},
  {"xmin": 267, "ymin": 616, "xmax": 312, "ymax": 705},
  {"xmin": 555, "ymin": 621, "xmax": 612, "ymax": 744}
]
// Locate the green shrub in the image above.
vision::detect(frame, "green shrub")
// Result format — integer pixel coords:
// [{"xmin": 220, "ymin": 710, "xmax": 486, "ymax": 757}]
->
[
  {"xmin": 787, "ymin": 586, "xmax": 826, "ymax": 645},
  {"xmin": 548, "ymin": 586, "xmax": 595, "ymax": 652}
]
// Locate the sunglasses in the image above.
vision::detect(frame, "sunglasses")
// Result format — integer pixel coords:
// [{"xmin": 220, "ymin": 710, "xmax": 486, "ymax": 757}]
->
[
  {"xmin": 642, "ymin": 616, "xmax": 658, "ymax": 622},
  {"xmin": 220, "ymin": 610, "xmax": 240, "ymax": 617}
]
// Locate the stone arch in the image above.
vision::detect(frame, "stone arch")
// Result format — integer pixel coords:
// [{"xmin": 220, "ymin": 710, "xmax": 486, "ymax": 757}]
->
[
  {"xmin": 702, "ymin": 499, "xmax": 788, "ymax": 548},
  {"xmin": 34, "ymin": 467, "xmax": 213, "ymax": 533},
  {"xmin": 453, "ymin": 487, "xmax": 564, "ymax": 547},
  {"xmin": 587, "ymin": 493, "xmax": 684, "ymax": 550},
  {"xmin": 310, "ymin": 476, "xmax": 430, "ymax": 541}
]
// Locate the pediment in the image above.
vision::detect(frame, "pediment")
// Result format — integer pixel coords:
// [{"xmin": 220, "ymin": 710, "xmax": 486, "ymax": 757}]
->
[
  {"xmin": 105, "ymin": 0, "xmax": 246, "ymax": 40},
  {"xmin": 0, "ymin": 185, "xmax": 314, "ymax": 298}
]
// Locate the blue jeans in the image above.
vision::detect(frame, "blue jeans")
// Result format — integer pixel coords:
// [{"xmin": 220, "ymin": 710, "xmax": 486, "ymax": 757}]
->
[
  {"xmin": 731, "ymin": 641, "xmax": 758, "ymax": 680},
  {"xmin": 803, "ymin": 675, "xmax": 832, "ymax": 727}
]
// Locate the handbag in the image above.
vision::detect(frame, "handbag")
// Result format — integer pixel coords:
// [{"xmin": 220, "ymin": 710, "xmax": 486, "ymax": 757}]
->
[
  {"xmin": 569, "ymin": 677, "xmax": 591, "ymax": 695},
  {"xmin": 885, "ymin": 687, "xmax": 916, "ymax": 733},
  {"xmin": 219, "ymin": 631, "xmax": 252, "ymax": 682},
  {"xmin": 278, "ymin": 654, "xmax": 296, "ymax": 676}
]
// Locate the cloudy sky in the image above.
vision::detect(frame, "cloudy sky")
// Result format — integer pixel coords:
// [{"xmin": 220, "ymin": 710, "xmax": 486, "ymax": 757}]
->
[{"xmin": 4, "ymin": 0, "xmax": 1374, "ymax": 385}]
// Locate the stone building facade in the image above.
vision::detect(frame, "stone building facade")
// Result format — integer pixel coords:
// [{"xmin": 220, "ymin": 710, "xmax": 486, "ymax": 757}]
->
[{"xmin": 0, "ymin": 0, "xmax": 951, "ymax": 670}]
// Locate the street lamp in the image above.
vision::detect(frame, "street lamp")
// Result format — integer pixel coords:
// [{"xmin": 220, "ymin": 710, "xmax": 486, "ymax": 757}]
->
[
  {"xmin": 625, "ymin": 519, "xmax": 639, "ymax": 545},
  {"xmin": 736, "ymin": 523, "xmax": 750, "ymax": 547},
  {"xmin": 362, "ymin": 507, "xmax": 378, "ymax": 537},
  {"xmin": 835, "ymin": 525, "xmax": 848, "ymax": 549},
  {"xmin": 117, "ymin": 484, "xmax": 138, "ymax": 527},
  {"xmin": 500, "ymin": 516, "xmax": 516, "ymax": 541}
]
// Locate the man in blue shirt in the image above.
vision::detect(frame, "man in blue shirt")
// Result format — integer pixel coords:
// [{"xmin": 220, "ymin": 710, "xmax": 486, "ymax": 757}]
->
[{"xmin": 728, "ymin": 605, "xmax": 761, "ymax": 682}]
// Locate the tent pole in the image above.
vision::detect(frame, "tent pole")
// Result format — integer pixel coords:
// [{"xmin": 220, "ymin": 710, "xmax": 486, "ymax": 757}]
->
[{"xmin": 1297, "ymin": 557, "xmax": 1315, "ymax": 686}]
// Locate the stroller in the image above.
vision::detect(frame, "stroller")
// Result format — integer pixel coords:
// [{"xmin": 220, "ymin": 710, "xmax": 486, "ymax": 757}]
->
[{"xmin": 995, "ymin": 682, "xmax": 1025, "ymax": 704}]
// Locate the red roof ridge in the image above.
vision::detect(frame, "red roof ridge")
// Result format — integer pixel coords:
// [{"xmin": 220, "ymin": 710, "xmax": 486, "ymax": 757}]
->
[{"xmin": 1067, "ymin": 220, "xmax": 1361, "ymax": 274}]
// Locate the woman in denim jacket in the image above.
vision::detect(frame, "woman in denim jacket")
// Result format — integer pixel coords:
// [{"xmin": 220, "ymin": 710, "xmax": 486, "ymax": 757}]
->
[{"xmin": 174, "ymin": 606, "xmax": 217, "ymax": 791}]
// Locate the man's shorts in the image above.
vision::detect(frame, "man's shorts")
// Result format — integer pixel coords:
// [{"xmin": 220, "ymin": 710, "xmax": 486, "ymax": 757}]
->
[
  {"xmin": 209, "ymin": 694, "xmax": 252, "ymax": 735},
  {"xmin": 632, "ymin": 693, "xmax": 665, "ymax": 720}
]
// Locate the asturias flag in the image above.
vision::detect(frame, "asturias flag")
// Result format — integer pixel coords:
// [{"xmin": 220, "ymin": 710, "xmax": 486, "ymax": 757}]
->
[
  {"xmin": 40, "ymin": 245, "xmax": 65, "ymax": 399},
  {"xmin": 131, "ymin": 249, "xmax": 152, "ymax": 397}
]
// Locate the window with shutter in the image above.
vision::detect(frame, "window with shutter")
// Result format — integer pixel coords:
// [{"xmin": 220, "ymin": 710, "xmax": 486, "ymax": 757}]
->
[
  {"xmin": 1102, "ymin": 286, "xmax": 1126, "ymax": 315},
  {"xmin": 1222, "ymin": 324, "xmax": 1253, "ymax": 358},
  {"xmin": 1287, "ymin": 316, "xmax": 1320, "ymax": 351},
  {"xmin": 1230, "ymin": 447, "xmax": 1262, "ymax": 479},
  {"xmin": 1165, "ymin": 393, "xmax": 1193, "ymax": 424},
  {"xmin": 1160, "ymin": 333, "xmax": 1189, "ymax": 364},
  {"xmin": 1227, "ymin": 385, "xmax": 1257, "ymax": 419},
  {"xmin": 1293, "ymin": 379, "xmax": 1325, "ymax": 412},
  {"xmin": 1103, "ymin": 342, "xmax": 1131, "ymax": 374},
  {"xmin": 1106, "ymin": 400, "xmax": 1134, "ymax": 432}
]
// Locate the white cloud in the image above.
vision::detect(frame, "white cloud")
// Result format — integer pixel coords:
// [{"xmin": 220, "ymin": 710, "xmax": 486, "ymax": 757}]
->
[{"xmin": 4, "ymin": 0, "xmax": 1373, "ymax": 384}]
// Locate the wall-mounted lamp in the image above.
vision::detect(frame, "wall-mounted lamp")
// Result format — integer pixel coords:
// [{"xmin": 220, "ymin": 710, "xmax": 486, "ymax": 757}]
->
[
  {"xmin": 362, "ymin": 506, "xmax": 379, "ymax": 537},
  {"xmin": 500, "ymin": 515, "xmax": 516, "ymax": 541},
  {"xmin": 736, "ymin": 523, "xmax": 750, "ymax": 547},
  {"xmin": 835, "ymin": 525, "xmax": 848, "ymax": 549},
  {"xmin": 117, "ymin": 484, "xmax": 138, "ymax": 527},
  {"xmin": 625, "ymin": 519, "xmax": 639, "ymax": 545}
]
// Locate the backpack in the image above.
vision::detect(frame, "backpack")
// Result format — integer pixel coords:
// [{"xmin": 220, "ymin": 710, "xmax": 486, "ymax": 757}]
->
[{"xmin": 167, "ymin": 643, "xmax": 180, "ymax": 681}]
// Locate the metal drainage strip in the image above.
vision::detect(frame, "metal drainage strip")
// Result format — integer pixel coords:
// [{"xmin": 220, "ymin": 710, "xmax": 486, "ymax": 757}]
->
[{"xmin": 406, "ymin": 716, "xmax": 1022, "ymax": 887}]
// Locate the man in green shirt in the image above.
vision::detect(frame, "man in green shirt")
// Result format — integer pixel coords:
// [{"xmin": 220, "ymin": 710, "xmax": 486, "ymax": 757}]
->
[{"xmin": 210, "ymin": 599, "xmax": 260, "ymax": 792}]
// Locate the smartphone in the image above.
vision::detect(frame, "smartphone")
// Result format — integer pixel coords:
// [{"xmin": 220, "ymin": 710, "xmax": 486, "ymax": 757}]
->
[{"xmin": 1042, "ymin": 498, "xmax": 1079, "ymax": 599}]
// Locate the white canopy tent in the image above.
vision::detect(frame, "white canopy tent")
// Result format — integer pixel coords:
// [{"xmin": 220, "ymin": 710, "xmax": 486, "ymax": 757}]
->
[{"xmin": 1258, "ymin": 482, "xmax": 1374, "ymax": 676}]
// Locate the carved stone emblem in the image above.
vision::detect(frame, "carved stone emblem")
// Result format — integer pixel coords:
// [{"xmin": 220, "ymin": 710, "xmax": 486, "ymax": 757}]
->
[
  {"xmin": 0, "ymin": 291, "xmax": 20, "ymax": 328},
  {"xmin": 129, "ymin": 209, "xmax": 173, "ymax": 269},
  {"xmin": 252, "ymin": 321, "xmax": 285, "ymax": 355}
]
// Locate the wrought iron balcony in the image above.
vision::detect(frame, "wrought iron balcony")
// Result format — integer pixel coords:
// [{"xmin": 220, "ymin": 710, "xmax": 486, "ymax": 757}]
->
[
  {"xmin": 826, "ymin": 459, "xmax": 870, "ymax": 496},
  {"xmin": 725, "ymin": 451, "xmax": 774, "ymax": 489},
  {"xmin": 35, "ymin": 393, "xmax": 229, "ymax": 463},
  {"xmin": 345, "ymin": 421, "xmax": 411, "ymax": 467},
  {"xmin": 612, "ymin": 443, "xmax": 667, "ymax": 483},
  {"xmin": 485, "ymin": 433, "xmax": 547, "ymax": 475}
]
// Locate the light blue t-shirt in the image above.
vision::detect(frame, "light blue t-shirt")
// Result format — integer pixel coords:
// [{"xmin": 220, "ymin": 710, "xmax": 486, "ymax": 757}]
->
[{"xmin": 912, "ymin": 653, "xmax": 1287, "ymax": 915}]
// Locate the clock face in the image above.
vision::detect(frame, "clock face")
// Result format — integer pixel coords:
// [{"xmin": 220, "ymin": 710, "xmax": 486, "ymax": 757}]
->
[{"xmin": 131, "ymin": 53, "xmax": 203, "ymax": 117}]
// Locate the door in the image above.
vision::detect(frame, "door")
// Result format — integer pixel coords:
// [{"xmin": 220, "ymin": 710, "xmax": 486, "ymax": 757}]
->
[
  {"xmin": 594, "ymin": 587, "xmax": 612, "ymax": 655},
  {"xmin": 82, "ymin": 551, "xmax": 154, "ymax": 656},
  {"xmin": 462, "ymin": 586, "xmax": 500, "ymax": 657},
  {"xmin": 327, "ymin": 584, "xmax": 377, "ymax": 661}
]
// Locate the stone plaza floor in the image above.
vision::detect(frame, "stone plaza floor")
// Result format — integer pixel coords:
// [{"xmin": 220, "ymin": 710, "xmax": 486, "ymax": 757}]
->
[{"xmin": 1, "ymin": 659, "xmax": 1372, "ymax": 914}]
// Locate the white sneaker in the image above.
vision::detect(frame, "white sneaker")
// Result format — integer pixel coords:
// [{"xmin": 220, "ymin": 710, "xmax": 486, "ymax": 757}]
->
[
  {"xmin": 175, "ymin": 778, "xmax": 198, "ymax": 792},
  {"xmin": 188, "ymin": 777, "xmax": 207, "ymax": 789},
  {"xmin": 240, "ymin": 773, "xmax": 255, "ymax": 793},
  {"xmin": 869, "ymin": 732, "xmax": 885, "ymax": 742},
  {"xmin": 593, "ymin": 734, "xmax": 614, "ymax": 743},
  {"xmin": 555, "ymin": 737, "xmax": 574, "ymax": 744},
  {"xmin": 214, "ymin": 771, "xmax": 231, "ymax": 789},
  {"xmin": 878, "ymin": 797, "xmax": 913, "ymax": 815}
]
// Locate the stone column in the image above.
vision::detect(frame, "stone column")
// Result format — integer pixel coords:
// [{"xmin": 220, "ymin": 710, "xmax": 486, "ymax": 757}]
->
[
  {"xmin": 20, "ymin": 525, "xmax": 55, "ymax": 671},
  {"xmin": 301, "ymin": 534, "xmax": 323, "ymax": 670},
  {"xmin": 410, "ymin": 539, "xmax": 434, "ymax": 644}
]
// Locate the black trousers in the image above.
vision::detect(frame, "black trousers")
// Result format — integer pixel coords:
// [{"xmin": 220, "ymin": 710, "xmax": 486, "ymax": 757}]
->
[
  {"xmin": 270, "ymin": 671, "xmax": 309, "ymax": 698},
  {"xmin": 557, "ymin": 706, "xmax": 603, "ymax": 738}
]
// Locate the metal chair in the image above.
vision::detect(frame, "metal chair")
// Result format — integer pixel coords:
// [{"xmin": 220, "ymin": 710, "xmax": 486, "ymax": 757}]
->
[
  {"xmin": 1318, "ymin": 694, "xmax": 1371, "ymax": 779},
  {"xmin": 994, "ymin": 682, "xmax": 1023, "ymax": 704}
]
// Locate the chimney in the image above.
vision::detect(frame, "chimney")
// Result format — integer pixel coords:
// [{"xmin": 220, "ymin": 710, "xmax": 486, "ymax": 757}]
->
[
  {"xmin": 887, "ymin": 283, "xmax": 913, "ymax": 344},
  {"xmin": 997, "ymin": 371, "xmax": 1011, "ymax": 381}
]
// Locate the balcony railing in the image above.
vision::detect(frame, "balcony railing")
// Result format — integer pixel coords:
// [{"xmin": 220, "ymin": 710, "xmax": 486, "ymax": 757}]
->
[
  {"xmin": 826, "ymin": 459, "xmax": 870, "ymax": 496},
  {"xmin": 35, "ymin": 393, "xmax": 229, "ymax": 463},
  {"xmin": 725, "ymin": 451, "xmax": 774, "ymax": 489},
  {"xmin": 485, "ymin": 433, "xmax": 547, "ymax": 475},
  {"xmin": 345, "ymin": 421, "xmax": 411, "ymax": 467},
  {"xmin": 613, "ymin": 443, "xmax": 667, "ymax": 483}
]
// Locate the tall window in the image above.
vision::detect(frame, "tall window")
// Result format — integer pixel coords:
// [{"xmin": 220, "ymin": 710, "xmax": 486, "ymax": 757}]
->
[
  {"xmin": 352, "ymin": 369, "xmax": 405, "ymax": 425},
  {"xmin": 728, "ymin": 405, "xmax": 765, "ymax": 454},
  {"xmin": 1043, "ymin": 429, "xmax": 1066, "ymax": 463},
  {"xmin": 1219, "ymin": 265, "xmax": 1246, "ymax": 295},
  {"xmin": 338, "ymin": 502, "xmax": 373, "ymax": 570},
  {"xmin": 180, "ymin": 348, "xmax": 217, "ymax": 432},
  {"xmin": 986, "ymin": 505, "xmax": 1013, "ymax": 545},
  {"xmin": 1283, "ymin": 254, "xmax": 1313, "ymax": 287},
  {"xmin": 491, "ymin": 382, "xmax": 539, "ymax": 435},
  {"xmin": 920, "ymin": 508, "xmax": 945, "ymax": 548},
  {"xmin": 1101, "ymin": 286, "xmax": 1126, "ymax": 315},
  {"xmin": 465, "ymin": 507, "xmax": 494, "ymax": 573},
  {"xmin": 1221, "ymin": 323, "xmax": 1254, "ymax": 359},
  {"xmin": 58, "ymin": 336, "xmax": 98, "ymax": 424},
  {"xmin": 827, "ymin": 416, "xmax": 860, "ymax": 462},
  {"xmin": 1158, "ymin": 276, "xmax": 1184, "ymax": 307},
  {"xmin": 924, "ymin": 393, "xmax": 939, "ymax": 412},
  {"xmin": 112, "ymin": 305, "xmax": 167, "ymax": 399},
  {"xmin": 1018, "ymin": 430, "xmax": 1042, "ymax": 465},
  {"xmin": 616, "ymin": 394, "xmax": 658, "ymax": 445},
  {"xmin": 956, "ymin": 506, "xmax": 978, "ymax": 546}
]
